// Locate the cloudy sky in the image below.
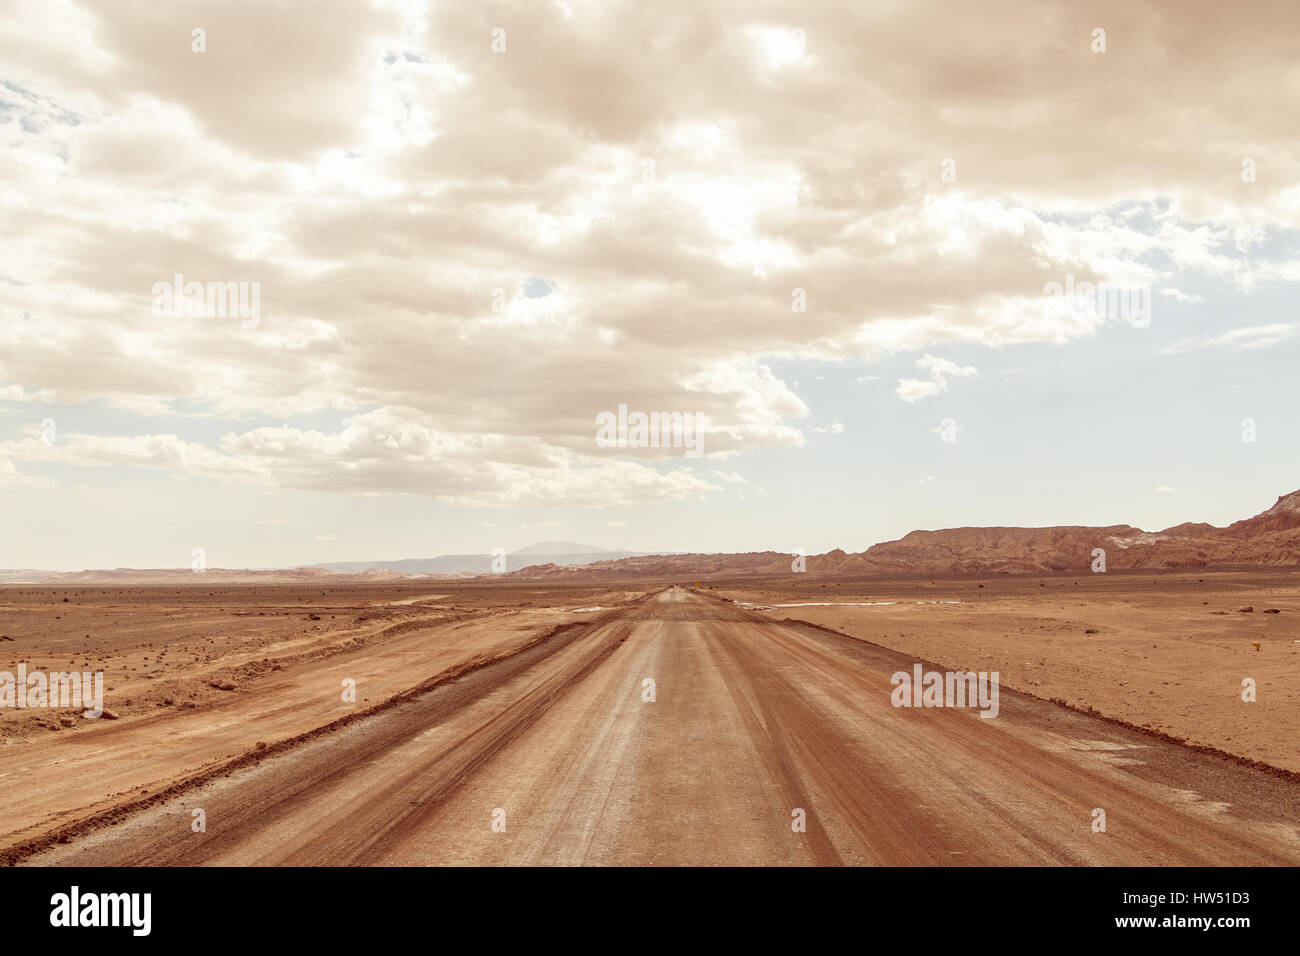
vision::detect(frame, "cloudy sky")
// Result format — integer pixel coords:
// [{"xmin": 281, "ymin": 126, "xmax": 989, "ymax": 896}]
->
[{"xmin": 2, "ymin": 0, "xmax": 1299, "ymax": 570}]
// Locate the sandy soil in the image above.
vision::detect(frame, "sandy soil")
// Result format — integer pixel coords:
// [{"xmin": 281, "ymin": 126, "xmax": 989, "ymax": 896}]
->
[
  {"xmin": 4, "ymin": 572, "xmax": 1298, "ymax": 865},
  {"xmin": 712, "ymin": 568, "xmax": 1300, "ymax": 773},
  {"xmin": 10, "ymin": 586, "xmax": 1300, "ymax": 866},
  {"xmin": 0, "ymin": 581, "xmax": 645, "ymax": 850}
]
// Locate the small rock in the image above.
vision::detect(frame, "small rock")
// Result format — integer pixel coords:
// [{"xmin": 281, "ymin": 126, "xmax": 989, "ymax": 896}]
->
[
  {"xmin": 1263, "ymin": 608, "xmax": 1281, "ymax": 614},
  {"xmin": 1237, "ymin": 606, "xmax": 1254, "ymax": 613},
  {"xmin": 58, "ymin": 716, "xmax": 76, "ymax": 728},
  {"xmin": 255, "ymin": 741, "xmax": 267, "ymax": 750}
]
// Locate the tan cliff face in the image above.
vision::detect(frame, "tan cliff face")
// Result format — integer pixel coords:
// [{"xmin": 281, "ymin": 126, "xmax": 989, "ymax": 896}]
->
[
  {"xmin": 1224, "ymin": 489, "xmax": 1300, "ymax": 536},
  {"xmin": 856, "ymin": 491, "xmax": 1300, "ymax": 573},
  {"xmin": 854, "ymin": 492, "xmax": 1300, "ymax": 573}
]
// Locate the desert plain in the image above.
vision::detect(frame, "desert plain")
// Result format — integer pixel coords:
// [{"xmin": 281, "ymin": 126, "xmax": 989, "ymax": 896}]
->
[{"xmin": 1, "ymin": 568, "xmax": 1297, "ymax": 865}]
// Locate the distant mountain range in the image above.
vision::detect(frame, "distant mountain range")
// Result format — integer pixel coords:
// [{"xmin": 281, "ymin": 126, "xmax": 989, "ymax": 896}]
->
[
  {"xmin": 510, "ymin": 541, "xmax": 611, "ymax": 555},
  {"xmin": 6, "ymin": 491, "xmax": 1300, "ymax": 584},
  {"xmin": 305, "ymin": 541, "xmax": 651, "ymax": 576},
  {"xmin": 0, "ymin": 542, "xmax": 661, "ymax": 584},
  {"xmin": 504, "ymin": 488, "xmax": 1300, "ymax": 579}
]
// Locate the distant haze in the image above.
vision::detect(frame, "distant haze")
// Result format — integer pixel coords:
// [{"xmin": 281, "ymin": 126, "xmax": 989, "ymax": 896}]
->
[{"xmin": 303, "ymin": 543, "xmax": 654, "ymax": 576}]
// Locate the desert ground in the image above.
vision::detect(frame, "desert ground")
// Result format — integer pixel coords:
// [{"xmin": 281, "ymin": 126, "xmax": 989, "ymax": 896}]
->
[
  {"xmin": 712, "ymin": 568, "xmax": 1300, "ymax": 773},
  {"xmin": 1, "ymin": 570, "xmax": 1297, "ymax": 865}
]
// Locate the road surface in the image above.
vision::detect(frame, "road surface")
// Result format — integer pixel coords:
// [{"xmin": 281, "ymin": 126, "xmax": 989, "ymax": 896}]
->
[{"xmin": 24, "ymin": 588, "xmax": 1300, "ymax": 865}]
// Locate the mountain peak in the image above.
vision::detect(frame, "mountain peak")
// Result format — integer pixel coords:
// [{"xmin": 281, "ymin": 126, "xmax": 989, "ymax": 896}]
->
[
  {"xmin": 1263, "ymin": 489, "xmax": 1300, "ymax": 515},
  {"xmin": 510, "ymin": 541, "xmax": 611, "ymax": 556}
]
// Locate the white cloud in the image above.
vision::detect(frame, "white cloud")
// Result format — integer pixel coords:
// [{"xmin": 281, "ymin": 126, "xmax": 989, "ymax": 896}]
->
[
  {"xmin": 0, "ymin": 408, "xmax": 726, "ymax": 507},
  {"xmin": 896, "ymin": 355, "xmax": 978, "ymax": 403},
  {"xmin": 3, "ymin": 0, "xmax": 1300, "ymax": 516},
  {"xmin": 1162, "ymin": 323, "xmax": 1300, "ymax": 354}
]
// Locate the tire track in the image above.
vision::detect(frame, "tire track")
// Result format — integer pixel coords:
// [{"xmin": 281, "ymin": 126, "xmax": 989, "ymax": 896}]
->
[{"xmin": 22, "ymin": 588, "xmax": 1300, "ymax": 866}]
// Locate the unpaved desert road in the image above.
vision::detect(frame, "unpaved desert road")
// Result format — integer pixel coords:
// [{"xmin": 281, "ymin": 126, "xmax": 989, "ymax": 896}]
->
[{"xmin": 23, "ymin": 588, "xmax": 1300, "ymax": 865}]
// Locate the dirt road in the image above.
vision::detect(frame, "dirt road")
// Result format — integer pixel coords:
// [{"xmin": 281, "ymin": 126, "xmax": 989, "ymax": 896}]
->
[{"xmin": 22, "ymin": 588, "xmax": 1300, "ymax": 865}]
